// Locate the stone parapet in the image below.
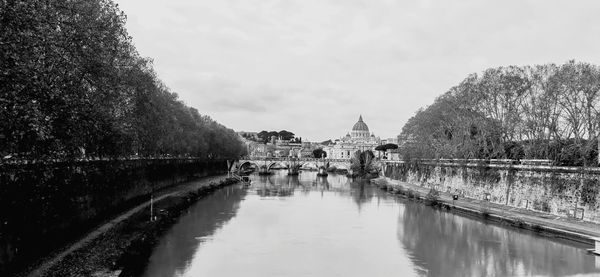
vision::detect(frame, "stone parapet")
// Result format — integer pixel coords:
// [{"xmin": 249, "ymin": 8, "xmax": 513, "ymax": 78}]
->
[{"xmin": 383, "ymin": 161, "xmax": 600, "ymax": 223}]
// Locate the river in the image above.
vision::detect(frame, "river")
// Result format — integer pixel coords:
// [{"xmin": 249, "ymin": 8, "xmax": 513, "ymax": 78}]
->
[{"xmin": 140, "ymin": 170, "xmax": 600, "ymax": 277}]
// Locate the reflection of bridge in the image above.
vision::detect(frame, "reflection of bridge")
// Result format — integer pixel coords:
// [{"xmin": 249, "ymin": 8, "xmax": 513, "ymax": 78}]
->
[{"xmin": 236, "ymin": 157, "xmax": 351, "ymax": 174}]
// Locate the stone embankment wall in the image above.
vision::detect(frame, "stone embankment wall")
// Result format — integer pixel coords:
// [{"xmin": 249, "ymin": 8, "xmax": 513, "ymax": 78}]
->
[
  {"xmin": 0, "ymin": 158, "xmax": 226, "ymax": 274},
  {"xmin": 384, "ymin": 161, "xmax": 600, "ymax": 223}
]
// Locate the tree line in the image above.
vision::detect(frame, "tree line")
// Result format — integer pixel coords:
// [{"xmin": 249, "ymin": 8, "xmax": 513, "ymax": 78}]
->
[
  {"xmin": 0, "ymin": 0, "xmax": 246, "ymax": 160},
  {"xmin": 400, "ymin": 60, "xmax": 600, "ymax": 166},
  {"xmin": 251, "ymin": 130, "xmax": 298, "ymax": 144}
]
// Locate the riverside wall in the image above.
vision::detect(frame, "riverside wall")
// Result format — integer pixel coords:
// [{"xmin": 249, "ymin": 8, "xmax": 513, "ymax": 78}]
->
[
  {"xmin": 0, "ymin": 158, "xmax": 226, "ymax": 273},
  {"xmin": 383, "ymin": 161, "xmax": 600, "ymax": 223}
]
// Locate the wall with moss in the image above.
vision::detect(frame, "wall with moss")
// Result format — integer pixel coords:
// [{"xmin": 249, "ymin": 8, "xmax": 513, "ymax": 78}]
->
[
  {"xmin": 0, "ymin": 158, "xmax": 226, "ymax": 274},
  {"xmin": 384, "ymin": 161, "xmax": 600, "ymax": 223}
]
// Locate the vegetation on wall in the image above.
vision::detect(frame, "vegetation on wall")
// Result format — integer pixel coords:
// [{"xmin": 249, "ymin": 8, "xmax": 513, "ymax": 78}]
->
[
  {"xmin": 0, "ymin": 159, "xmax": 226, "ymax": 274},
  {"xmin": 400, "ymin": 61, "xmax": 600, "ymax": 166},
  {"xmin": 0, "ymin": 0, "xmax": 246, "ymax": 160}
]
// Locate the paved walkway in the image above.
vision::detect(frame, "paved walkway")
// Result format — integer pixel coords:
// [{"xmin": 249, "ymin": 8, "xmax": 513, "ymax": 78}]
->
[
  {"xmin": 25, "ymin": 175, "xmax": 228, "ymax": 277},
  {"xmin": 372, "ymin": 177, "xmax": 600, "ymax": 246}
]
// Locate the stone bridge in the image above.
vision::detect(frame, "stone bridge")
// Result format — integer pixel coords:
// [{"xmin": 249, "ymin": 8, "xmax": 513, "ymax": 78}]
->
[{"xmin": 236, "ymin": 157, "xmax": 351, "ymax": 174}]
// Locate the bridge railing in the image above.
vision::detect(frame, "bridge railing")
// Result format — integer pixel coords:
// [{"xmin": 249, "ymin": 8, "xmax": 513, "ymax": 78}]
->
[
  {"xmin": 241, "ymin": 156, "xmax": 350, "ymax": 162},
  {"xmin": 381, "ymin": 158, "xmax": 553, "ymax": 166}
]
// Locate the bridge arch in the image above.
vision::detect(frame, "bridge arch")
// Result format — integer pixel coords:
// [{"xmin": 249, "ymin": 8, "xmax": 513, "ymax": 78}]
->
[
  {"xmin": 300, "ymin": 162, "xmax": 318, "ymax": 169},
  {"xmin": 238, "ymin": 157, "xmax": 351, "ymax": 174},
  {"xmin": 266, "ymin": 161, "xmax": 287, "ymax": 171},
  {"xmin": 238, "ymin": 161, "xmax": 259, "ymax": 172},
  {"xmin": 329, "ymin": 162, "xmax": 349, "ymax": 170}
]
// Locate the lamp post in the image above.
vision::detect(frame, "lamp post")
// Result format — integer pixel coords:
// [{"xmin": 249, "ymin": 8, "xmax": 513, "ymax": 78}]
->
[
  {"xmin": 482, "ymin": 192, "xmax": 492, "ymax": 216},
  {"xmin": 150, "ymin": 193, "xmax": 154, "ymax": 222}
]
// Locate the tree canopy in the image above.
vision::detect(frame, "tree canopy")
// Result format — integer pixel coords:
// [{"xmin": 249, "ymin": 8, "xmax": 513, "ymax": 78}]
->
[
  {"xmin": 278, "ymin": 130, "xmax": 295, "ymax": 140},
  {"xmin": 399, "ymin": 61, "xmax": 600, "ymax": 166},
  {"xmin": 256, "ymin": 130, "xmax": 296, "ymax": 143},
  {"xmin": 0, "ymin": 0, "xmax": 246, "ymax": 160},
  {"xmin": 375, "ymin": 144, "xmax": 398, "ymax": 152},
  {"xmin": 313, "ymin": 148, "xmax": 327, "ymax": 158},
  {"xmin": 350, "ymin": 150, "xmax": 377, "ymax": 177}
]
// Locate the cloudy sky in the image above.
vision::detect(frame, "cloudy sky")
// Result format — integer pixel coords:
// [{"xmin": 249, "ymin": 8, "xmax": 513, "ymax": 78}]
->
[{"xmin": 116, "ymin": 0, "xmax": 600, "ymax": 141}]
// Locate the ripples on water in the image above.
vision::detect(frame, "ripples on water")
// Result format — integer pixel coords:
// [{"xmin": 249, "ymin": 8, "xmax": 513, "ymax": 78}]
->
[{"xmin": 141, "ymin": 171, "xmax": 600, "ymax": 277}]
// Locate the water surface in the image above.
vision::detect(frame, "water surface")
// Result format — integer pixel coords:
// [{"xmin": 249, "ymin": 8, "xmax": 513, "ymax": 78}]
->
[{"xmin": 142, "ymin": 171, "xmax": 600, "ymax": 277}]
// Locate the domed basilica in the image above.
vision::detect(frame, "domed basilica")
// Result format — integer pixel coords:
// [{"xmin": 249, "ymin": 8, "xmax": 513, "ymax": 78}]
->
[{"xmin": 324, "ymin": 115, "xmax": 380, "ymax": 159}]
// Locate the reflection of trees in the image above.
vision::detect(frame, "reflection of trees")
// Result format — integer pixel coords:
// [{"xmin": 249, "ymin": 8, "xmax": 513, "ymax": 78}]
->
[
  {"xmin": 399, "ymin": 203, "xmax": 599, "ymax": 277},
  {"xmin": 142, "ymin": 186, "xmax": 246, "ymax": 277},
  {"xmin": 350, "ymin": 180, "xmax": 377, "ymax": 211},
  {"xmin": 315, "ymin": 176, "xmax": 329, "ymax": 190}
]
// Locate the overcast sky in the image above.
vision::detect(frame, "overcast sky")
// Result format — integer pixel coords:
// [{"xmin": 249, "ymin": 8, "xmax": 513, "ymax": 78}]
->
[{"xmin": 115, "ymin": 0, "xmax": 600, "ymax": 142}]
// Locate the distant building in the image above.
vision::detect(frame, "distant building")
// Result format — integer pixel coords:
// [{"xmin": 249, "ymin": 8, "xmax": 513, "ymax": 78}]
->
[
  {"xmin": 381, "ymin": 137, "xmax": 399, "ymax": 145},
  {"xmin": 324, "ymin": 115, "xmax": 380, "ymax": 159},
  {"xmin": 300, "ymin": 148, "xmax": 314, "ymax": 158},
  {"xmin": 247, "ymin": 142, "xmax": 274, "ymax": 157},
  {"xmin": 388, "ymin": 149, "xmax": 401, "ymax": 160}
]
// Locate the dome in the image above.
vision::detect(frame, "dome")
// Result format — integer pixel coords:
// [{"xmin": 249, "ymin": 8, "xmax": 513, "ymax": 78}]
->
[{"xmin": 352, "ymin": 115, "xmax": 369, "ymax": 132}]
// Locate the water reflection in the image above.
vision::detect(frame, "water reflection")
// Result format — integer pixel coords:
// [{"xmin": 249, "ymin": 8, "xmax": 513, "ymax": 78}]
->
[
  {"xmin": 399, "ymin": 203, "xmax": 599, "ymax": 277},
  {"xmin": 141, "ymin": 186, "xmax": 246, "ymax": 277},
  {"xmin": 141, "ymin": 170, "xmax": 600, "ymax": 277}
]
